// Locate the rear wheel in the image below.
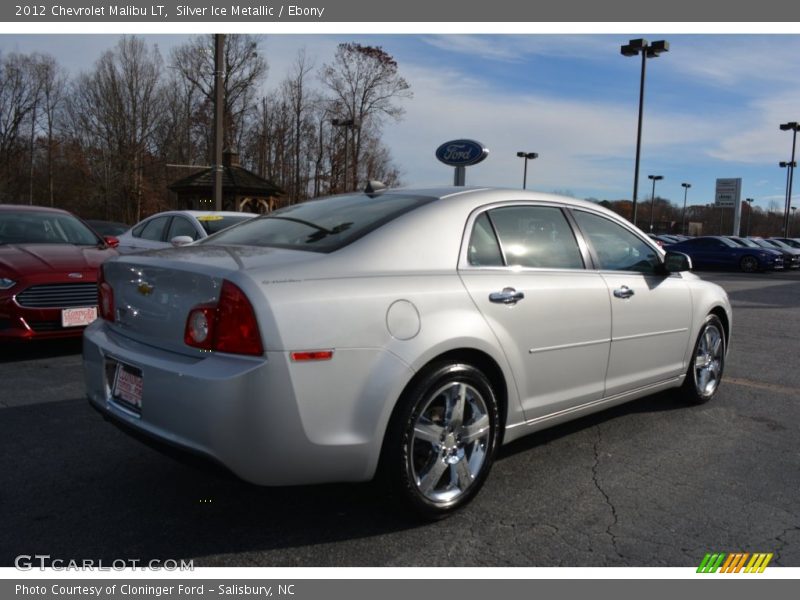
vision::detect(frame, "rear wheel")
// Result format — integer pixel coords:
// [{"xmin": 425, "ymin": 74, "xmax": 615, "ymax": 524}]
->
[
  {"xmin": 739, "ymin": 255, "xmax": 759, "ymax": 273},
  {"xmin": 382, "ymin": 362, "xmax": 500, "ymax": 519},
  {"xmin": 681, "ymin": 314, "xmax": 725, "ymax": 404}
]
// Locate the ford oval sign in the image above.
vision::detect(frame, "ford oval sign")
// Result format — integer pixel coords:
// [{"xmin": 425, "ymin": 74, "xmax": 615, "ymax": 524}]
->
[{"xmin": 435, "ymin": 139, "xmax": 489, "ymax": 167}]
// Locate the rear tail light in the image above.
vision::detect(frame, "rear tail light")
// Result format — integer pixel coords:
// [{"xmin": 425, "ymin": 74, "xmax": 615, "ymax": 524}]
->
[
  {"xmin": 184, "ymin": 280, "xmax": 263, "ymax": 356},
  {"xmin": 98, "ymin": 267, "xmax": 115, "ymax": 322}
]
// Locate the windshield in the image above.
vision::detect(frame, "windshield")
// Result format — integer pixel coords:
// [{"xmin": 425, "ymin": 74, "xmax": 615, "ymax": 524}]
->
[
  {"xmin": 196, "ymin": 215, "xmax": 255, "ymax": 235},
  {"xmin": 732, "ymin": 237, "xmax": 759, "ymax": 248},
  {"xmin": 0, "ymin": 211, "xmax": 100, "ymax": 245},
  {"xmin": 202, "ymin": 193, "xmax": 435, "ymax": 253},
  {"xmin": 718, "ymin": 237, "xmax": 738, "ymax": 247},
  {"xmin": 767, "ymin": 239, "xmax": 791, "ymax": 250},
  {"xmin": 752, "ymin": 239, "xmax": 775, "ymax": 249}
]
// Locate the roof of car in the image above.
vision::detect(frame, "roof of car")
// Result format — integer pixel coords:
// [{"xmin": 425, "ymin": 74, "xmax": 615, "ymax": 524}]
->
[{"xmin": 0, "ymin": 204, "xmax": 71, "ymax": 215}]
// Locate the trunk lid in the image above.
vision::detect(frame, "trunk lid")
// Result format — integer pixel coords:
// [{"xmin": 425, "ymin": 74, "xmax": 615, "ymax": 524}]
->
[{"xmin": 102, "ymin": 244, "xmax": 318, "ymax": 356}]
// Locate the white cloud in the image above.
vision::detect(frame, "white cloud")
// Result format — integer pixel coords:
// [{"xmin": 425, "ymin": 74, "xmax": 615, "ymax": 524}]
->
[
  {"xmin": 420, "ymin": 35, "xmax": 617, "ymax": 64},
  {"xmin": 382, "ymin": 62, "xmax": 719, "ymax": 197}
]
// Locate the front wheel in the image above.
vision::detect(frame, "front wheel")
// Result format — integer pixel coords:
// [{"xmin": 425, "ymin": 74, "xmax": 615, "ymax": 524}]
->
[
  {"xmin": 740, "ymin": 255, "xmax": 759, "ymax": 273},
  {"xmin": 382, "ymin": 363, "xmax": 500, "ymax": 519},
  {"xmin": 681, "ymin": 314, "xmax": 726, "ymax": 404}
]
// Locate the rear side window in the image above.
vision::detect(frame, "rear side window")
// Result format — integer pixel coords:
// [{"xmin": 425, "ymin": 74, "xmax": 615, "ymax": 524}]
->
[
  {"xmin": 137, "ymin": 216, "xmax": 170, "ymax": 241},
  {"xmin": 204, "ymin": 193, "xmax": 435, "ymax": 253},
  {"xmin": 573, "ymin": 210, "xmax": 659, "ymax": 273},
  {"xmin": 467, "ymin": 206, "xmax": 583, "ymax": 269}
]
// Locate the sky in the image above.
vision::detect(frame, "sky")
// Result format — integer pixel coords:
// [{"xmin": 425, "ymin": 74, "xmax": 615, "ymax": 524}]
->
[{"xmin": 3, "ymin": 33, "xmax": 800, "ymax": 212}]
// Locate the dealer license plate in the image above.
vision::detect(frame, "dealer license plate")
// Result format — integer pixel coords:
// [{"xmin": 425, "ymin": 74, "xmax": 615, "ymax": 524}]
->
[
  {"xmin": 61, "ymin": 306, "xmax": 98, "ymax": 328},
  {"xmin": 112, "ymin": 363, "xmax": 143, "ymax": 411}
]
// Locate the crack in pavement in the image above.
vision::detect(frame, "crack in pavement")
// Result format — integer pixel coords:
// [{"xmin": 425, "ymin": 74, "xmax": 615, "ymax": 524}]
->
[
  {"xmin": 591, "ymin": 425, "xmax": 623, "ymax": 563},
  {"xmin": 773, "ymin": 525, "xmax": 800, "ymax": 565}
]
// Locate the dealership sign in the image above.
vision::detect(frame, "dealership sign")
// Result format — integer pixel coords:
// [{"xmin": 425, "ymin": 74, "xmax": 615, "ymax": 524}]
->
[
  {"xmin": 435, "ymin": 139, "xmax": 489, "ymax": 167},
  {"xmin": 715, "ymin": 178, "xmax": 741, "ymax": 207}
]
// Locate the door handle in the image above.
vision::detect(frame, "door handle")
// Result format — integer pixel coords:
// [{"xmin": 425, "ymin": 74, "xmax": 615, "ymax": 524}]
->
[
  {"xmin": 613, "ymin": 285, "xmax": 635, "ymax": 299},
  {"xmin": 489, "ymin": 287, "xmax": 525, "ymax": 305}
]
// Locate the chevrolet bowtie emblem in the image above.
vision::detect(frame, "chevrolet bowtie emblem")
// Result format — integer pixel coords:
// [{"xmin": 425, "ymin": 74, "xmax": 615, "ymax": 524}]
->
[{"xmin": 137, "ymin": 281, "xmax": 154, "ymax": 296}]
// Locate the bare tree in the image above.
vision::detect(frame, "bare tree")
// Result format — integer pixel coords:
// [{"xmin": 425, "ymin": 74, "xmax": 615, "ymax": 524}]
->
[
  {"xmin": 0, "ymin": 52, "xmax": 41, "ymax": 200},
  {"xmin": 320, "ymin": 43, "xmax": 412, "ymax": 190},
  {"xmin": 283, "ymin": 49, "xmax": 316, "ymax": 202},
  {"xmin": 67, "ymin": 36, "xmax": 166, "ymax": 221},
  {"xmin": 33, "ymin": 54, "xmax": 67, "ymax": 207},
  {"xmin": 170, "ymin": 34, "xmax": 268, "ymax": 156}
]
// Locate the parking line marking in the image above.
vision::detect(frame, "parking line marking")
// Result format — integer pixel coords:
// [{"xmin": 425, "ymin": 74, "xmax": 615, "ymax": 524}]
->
[{"xmin": 726, "ymin": 377, "xmax": 800, "ymax": 396}]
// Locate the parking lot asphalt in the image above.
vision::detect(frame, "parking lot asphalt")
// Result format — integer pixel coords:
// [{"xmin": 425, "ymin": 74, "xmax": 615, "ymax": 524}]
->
[{"xmin": 1, "ymin": 270, "xmax": 798, "ymax": 567}]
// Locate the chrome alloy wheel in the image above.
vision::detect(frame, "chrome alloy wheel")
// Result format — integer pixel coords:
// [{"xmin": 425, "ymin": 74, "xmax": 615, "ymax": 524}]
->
[
  {"xmin": 409, "ymin": 381, "xmax": 491, "ymax": 504},
  {"xmin": 693, "ymin": 323, "xmax": 724, "ymax": 397}
]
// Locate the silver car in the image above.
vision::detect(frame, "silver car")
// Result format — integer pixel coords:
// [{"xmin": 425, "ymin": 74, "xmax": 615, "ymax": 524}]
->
[
  {"xmin": 115, "ymin": 210, "xmax": 257, "ymax": 254},
  {"xmin": 83, "ymin": 187, "xmax": 731, "ymax": 517}
]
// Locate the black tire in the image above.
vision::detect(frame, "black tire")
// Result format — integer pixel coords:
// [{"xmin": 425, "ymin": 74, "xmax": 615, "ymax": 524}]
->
[
  {"xmin": 381, "ymin": 362, "xmax": 500, "ymax": 519},
  {"xmin": 740, "ymin": 255, "xmax": 759, "ymax": 273},
  {"xmin": 680, "ymin": 314, "xmax": 725, "ymax": 404}
]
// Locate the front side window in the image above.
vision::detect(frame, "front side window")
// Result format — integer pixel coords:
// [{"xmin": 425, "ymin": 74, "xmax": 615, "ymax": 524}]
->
[
  {"xmin": 573, "ymin": 210, "xmax": 659, "ymax": 273},
  {"xmin": 168, "ymin": 217, "xmax": 200, "ymax": 240}
]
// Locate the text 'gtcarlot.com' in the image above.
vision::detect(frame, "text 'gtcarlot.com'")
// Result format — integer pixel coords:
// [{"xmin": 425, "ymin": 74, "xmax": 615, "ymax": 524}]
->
[{"xmin": 14, "ymin": 555, "xmax": 193, "ymax": 571}]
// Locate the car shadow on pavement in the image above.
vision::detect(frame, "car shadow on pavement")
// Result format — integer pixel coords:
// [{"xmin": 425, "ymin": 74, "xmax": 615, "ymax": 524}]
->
[
  {"xmin": 0, "ymin": 399, "xmax": 425, "ymax": 567},
  {"xmin": 0, "ymin": 339, "xmax": 82, "ymax": 363},
  {"xmin": 0, "ymin": 390, "xmax": 690, "ymax": 567}
]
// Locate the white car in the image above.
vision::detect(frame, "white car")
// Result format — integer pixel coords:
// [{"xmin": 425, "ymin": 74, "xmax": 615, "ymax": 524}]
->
[
  {"xmin": 115, "ymin": 210, "xmax": 256, "ymax": 253},
  {"xmin": 83, "ymin": 187, "xmax": 732, "ymax": 517}
]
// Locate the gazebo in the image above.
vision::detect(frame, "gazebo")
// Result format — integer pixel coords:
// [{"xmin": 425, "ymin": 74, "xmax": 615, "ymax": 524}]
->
[{"xmin": 168, "ymin": 151, "xmax": 286, "ymax": 214}]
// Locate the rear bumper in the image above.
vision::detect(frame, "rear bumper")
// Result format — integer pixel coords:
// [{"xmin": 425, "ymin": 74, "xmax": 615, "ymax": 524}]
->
[{"xmin": 83, "ymin": 322, "xmax": 413, "ymax": 486}]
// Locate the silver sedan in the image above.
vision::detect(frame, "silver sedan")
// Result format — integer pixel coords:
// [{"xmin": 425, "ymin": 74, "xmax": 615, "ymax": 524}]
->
[{"xmin": 83, "ymin": 187, "xmax": 731, "ymax": 517}]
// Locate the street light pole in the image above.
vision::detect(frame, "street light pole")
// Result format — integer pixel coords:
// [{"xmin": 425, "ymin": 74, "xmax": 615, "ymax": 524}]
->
[
  {"xmin": 779, "ymin": 160, "xmax": 796, "ymax": 236},
  {"xmin": 681, "ymin": 182, "xmax": 691, "ymax": 235},
  {"xmin": 780, "ymin": 122, "xmax": 800, "ymax": 236},
  {"xmin": 621, "ymin": 38, "xmax": 669, "ymax": 228},
  {"xmin": 213, "ymin": 33, "xmax": 225, "ymax": 211},
  {"xmin": 516, "ymin": 151, "xmax": 538, "ymax": 189},
  {"xmin": 647, "ymin": 174, "xmax": 663, "ymax": 232},
  {"xmin": 745, "ymin": 198, "xmax": 754, "ymax": 236}
]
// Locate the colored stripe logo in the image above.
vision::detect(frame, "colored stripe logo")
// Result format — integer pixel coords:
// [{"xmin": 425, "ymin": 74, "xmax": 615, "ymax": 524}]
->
[{"xmin": 697, "ymin": 552, "xmax": 773, "ymax": 573}]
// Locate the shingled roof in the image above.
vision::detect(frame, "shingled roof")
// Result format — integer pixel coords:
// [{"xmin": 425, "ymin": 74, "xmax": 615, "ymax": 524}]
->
[{"xmin": 168, "ymin": 151, "xmax": 284, "ymax": 197}]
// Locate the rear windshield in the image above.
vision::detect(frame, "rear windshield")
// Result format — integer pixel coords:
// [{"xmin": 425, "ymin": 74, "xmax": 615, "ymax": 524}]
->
[
  {"xmin": 202, "ymin": 193, "xmax": 434, "ymax": 252},
  {"xmin": 197, "ymin": 215, "xmax": 255, "ymax": 235}
]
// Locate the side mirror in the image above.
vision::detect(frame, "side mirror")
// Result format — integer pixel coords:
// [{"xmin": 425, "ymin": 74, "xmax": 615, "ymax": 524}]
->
[
  {"xmin": 663, "ymin": 251, "xmax": 692, "ymax": 273},
  {"xmin": 104, "ymin": 235, "xmax": 119, "ymax": 248},
  {"xmin": 170, "ymin": 235, "xmax": 194, "ymax": 247}
]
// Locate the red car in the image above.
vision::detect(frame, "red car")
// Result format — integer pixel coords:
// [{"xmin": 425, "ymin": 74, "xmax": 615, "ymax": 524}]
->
[{"xmin": 0, "ymin": 205, "xmax": 118, "ymax": 341}]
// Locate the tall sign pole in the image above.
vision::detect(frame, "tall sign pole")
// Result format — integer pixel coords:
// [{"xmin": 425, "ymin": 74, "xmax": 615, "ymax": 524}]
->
[{"xmin": 213, "ymin": 34, "xmax": 225, "ymax": 211}]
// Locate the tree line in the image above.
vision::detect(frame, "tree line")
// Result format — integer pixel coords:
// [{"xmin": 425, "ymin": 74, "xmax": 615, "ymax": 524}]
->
[
  {"xmin": 595, "ymin": 197, "xmax": 797, "ymax": 238},
  {"xmin": 0, "ymin": 35, "xmax": 412, "ymax": 223}
]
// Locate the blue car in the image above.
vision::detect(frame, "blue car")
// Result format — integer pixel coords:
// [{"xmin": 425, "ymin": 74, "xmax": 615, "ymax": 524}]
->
[{"xmin": 667, "ymin": 236, "xmax": 784, "ymax": 273}]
